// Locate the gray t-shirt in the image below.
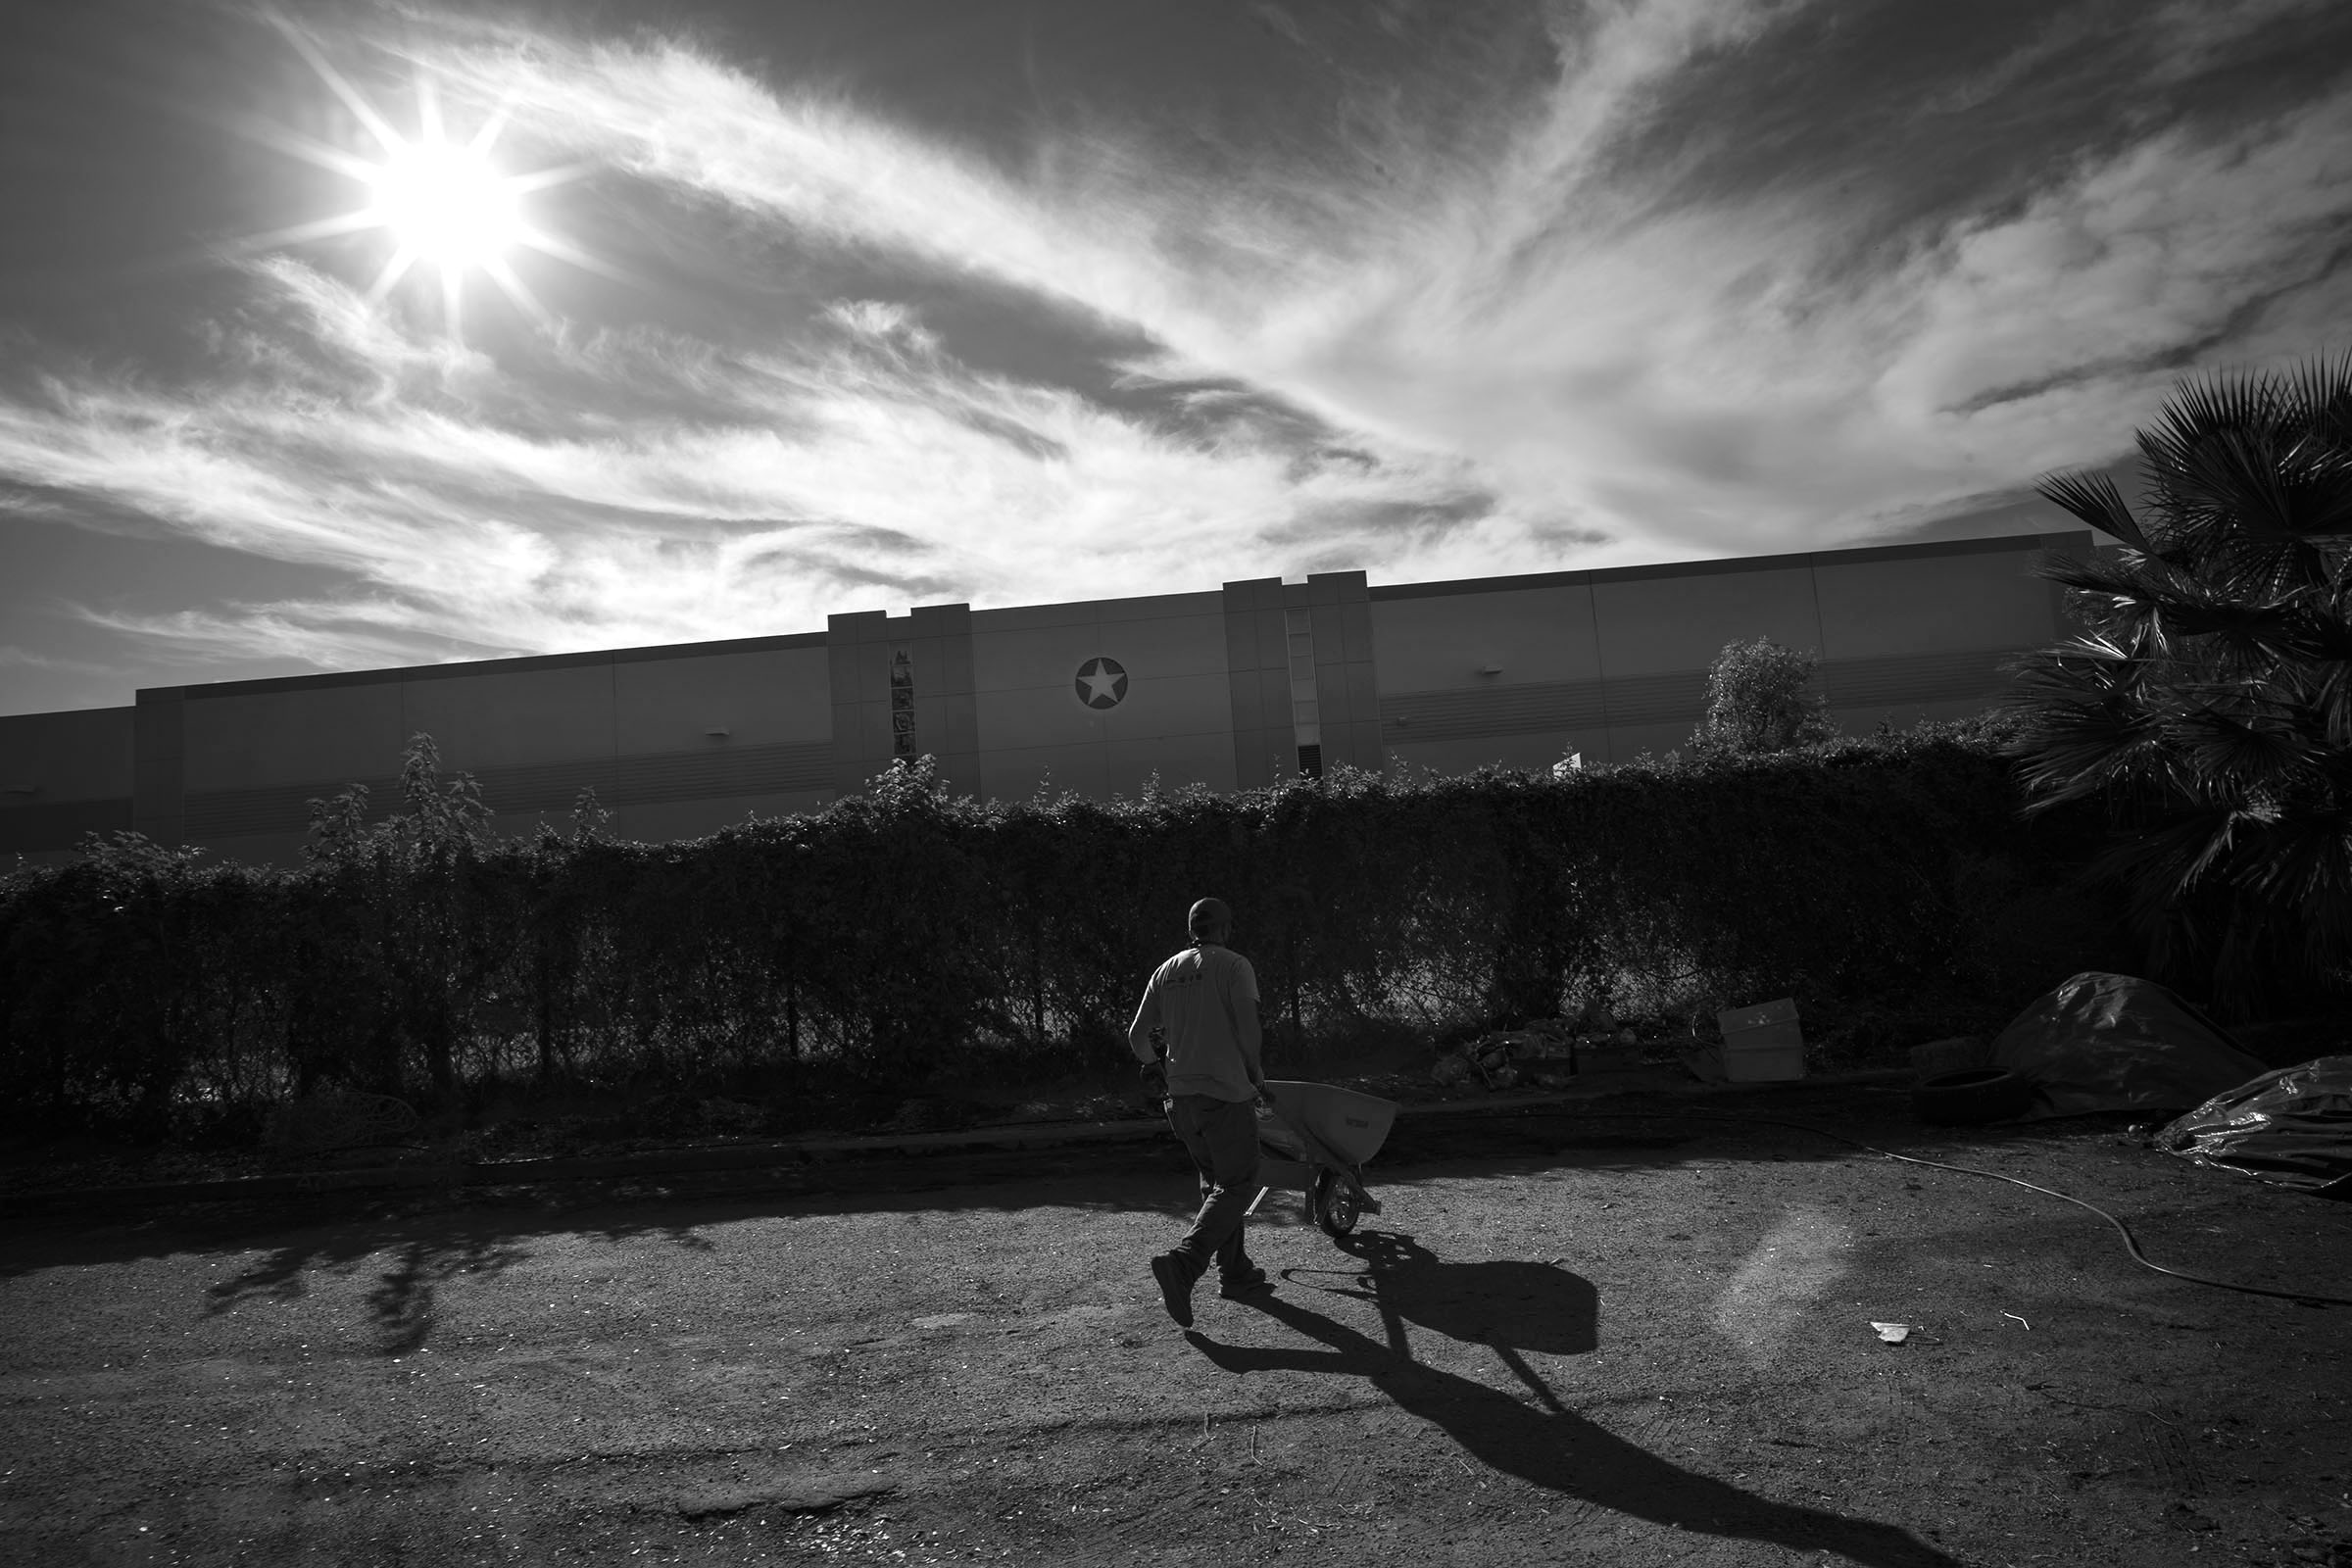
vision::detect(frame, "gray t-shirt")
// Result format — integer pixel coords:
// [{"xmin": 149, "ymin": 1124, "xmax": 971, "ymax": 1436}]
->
[{"xmin": 1128, "ymin": 943, "xmax": 1263, "ymax": 1102}]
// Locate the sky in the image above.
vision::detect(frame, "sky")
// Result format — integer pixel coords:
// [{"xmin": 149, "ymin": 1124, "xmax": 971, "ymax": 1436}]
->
[{"xmin": 2, "ymin": 0, "xmax": 2348, "ymax": 715}]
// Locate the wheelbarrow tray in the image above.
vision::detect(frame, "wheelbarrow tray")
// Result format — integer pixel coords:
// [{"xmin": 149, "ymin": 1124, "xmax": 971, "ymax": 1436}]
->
[
  {"xmin": 1250, "ymin": 1081, "xmax": 1396, "ymax": 1235},
  {"xmin": 1256, "ymin": 1080, "xmax": 1396, "ymax": 1167}
]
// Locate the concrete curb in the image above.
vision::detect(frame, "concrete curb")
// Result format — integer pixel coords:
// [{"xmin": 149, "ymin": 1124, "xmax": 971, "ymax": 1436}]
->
[{"xmin": 8, "ymin": 1066, "xmax": 1915, "ymax": 1216}]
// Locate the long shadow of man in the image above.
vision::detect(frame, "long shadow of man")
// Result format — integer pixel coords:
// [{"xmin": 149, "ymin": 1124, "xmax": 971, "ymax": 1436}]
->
[{"xmin": 1189, "ymin": 1229, "xmax": 1956, "ymax": 1568}]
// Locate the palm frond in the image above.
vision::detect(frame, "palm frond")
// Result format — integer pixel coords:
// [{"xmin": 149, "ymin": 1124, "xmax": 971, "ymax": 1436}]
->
[
  {"xmin": 2001, "ymin": 662, "xmax": 2176, "ymax": 809},
  {"xmin": 2090, "ymin": 806, "xmax": 2241, "ymax": 927},
  {"xmin": 2172, "ymin": 703, "xmax": 2319, "ymax": 797},
  {"xmin": 2145, "ymin": 356, "xmax": 2352, "ymax": 572},
  {"xmin": 2228, "ymin": 808, "xmax": 2352, "ymax": 972},
  {"xmin": 2164, "ymin": 424, "xmax": 2314, "ymax": 546},
  {"xmin": 2035, "ymin": 467, "xmax": 2149, "ymax": 547},
  {"xmin": 2146, "ymin": 366, "xmax": 2284, "ymax": 463},
  {"xmin": 2313, "ymin": 662, "xmax": 2352, "ymax": 753},
  {"xmin": 2149, "ymin": 594, "xmax": 2300, "ymax": 642},
  {"xmin": 2281, "ymin": 347, "xmax": 2352, "ymax": 453}
]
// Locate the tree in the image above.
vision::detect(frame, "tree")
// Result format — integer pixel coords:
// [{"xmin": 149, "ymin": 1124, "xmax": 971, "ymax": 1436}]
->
[
  {"xmin": 295, "ymin": 734, "xmax": 499, "ymax": 1095},
  {"xmin": 2002, "ymin": 351, "xmax": 2352, "ymax": 1014},
  {"xmin": 1690, "ymin": 637, "xmax": 1837, "ymax": 755}
]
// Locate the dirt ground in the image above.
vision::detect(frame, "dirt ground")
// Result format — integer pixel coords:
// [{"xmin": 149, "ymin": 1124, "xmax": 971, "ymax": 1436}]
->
[{"xmin": 2, "ymin": 1084, "xmax": 2349, "ymax": 1567}]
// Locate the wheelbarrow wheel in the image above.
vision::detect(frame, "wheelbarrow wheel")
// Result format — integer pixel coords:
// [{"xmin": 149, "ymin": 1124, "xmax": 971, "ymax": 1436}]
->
[{"xmin": 1311, "ymin": 1169, "xmax": 1361, "ymax": 1238}]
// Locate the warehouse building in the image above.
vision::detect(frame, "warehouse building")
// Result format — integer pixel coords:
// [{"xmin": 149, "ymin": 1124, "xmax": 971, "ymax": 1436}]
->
[{"xmin": 0, "ymin": 529, "xmax": 2084, "ymax": 867}]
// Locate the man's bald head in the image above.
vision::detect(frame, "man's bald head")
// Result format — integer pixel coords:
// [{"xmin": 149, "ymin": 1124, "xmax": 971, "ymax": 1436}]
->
[{"xmin": 1187, "ymin": 898, "xmax": 1232, "ymax": 943}]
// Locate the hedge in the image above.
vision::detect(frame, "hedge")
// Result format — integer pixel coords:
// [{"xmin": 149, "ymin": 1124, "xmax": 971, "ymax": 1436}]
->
[{"xmin": 0, "ymin": 721, "xmax": 2129, "ymax": 1136}]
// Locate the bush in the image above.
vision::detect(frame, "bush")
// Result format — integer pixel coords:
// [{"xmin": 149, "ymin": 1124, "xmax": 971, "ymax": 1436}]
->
[{"xmin": 0, "ymin": 723, "xmax": 2124, "ymax": 1139}]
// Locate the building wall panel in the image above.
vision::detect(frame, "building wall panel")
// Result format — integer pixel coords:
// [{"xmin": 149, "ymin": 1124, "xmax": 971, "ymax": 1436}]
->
[
  {"xmin": 182, "ymin": 681, "xmax": 407, "ymax": 792},
  {"xmin": 1592, "ymin": 566, "xmax": 1821, "ymax": 675},
  {"xmin": 1103, "ymin": 733, "xmax": 1237, "ymax": 797},
  {"xmin": 972, "ymin": 623, "xmax": 1109, "ymax": 693},
  {"xmin": 973, "ymin": 687, "xmax": 1109, "ymax": 752},
  {"xmin": 615, "ymin": 646, "xmax": 832, "ymax": 754},
  {"xmin": 0, "ymin": 798, "xmax": 134, "ymax": 856},
  {"xmin": 0, "ymin": 706, "xmax": 136, "ymax": 802},
  {"xmin": 1813, "ymin": 543, "xmax": 2058, "ymax": 658},
  {"xmin": 1370, "ymin": 585, "xmax": 1601, "ymax": 692},
  {"xmin": 1598, "ymin": 720, "xmax": 1694, "ymax": 764},
  {"xmin": 1099, "ymin": 590, "xmax": 1224, "ymax": 623},
  {"xmin": 1100, "ymin": 670, "xmax": 1232, "ymax": 742},
  {"xmin": 1092, "ymin": 610, "xmax": 1229, "ymax": 679},
  {"xmin": 400, "ymin": 663, "xmax": 616, "ymax": 772},
  {"xmin": 974, "ymin": 599, "xmax": 1100, "ymax": 633},
  {"xmin": 978, "ymin": 744, "xmax": 1110, "ymax": 805}
]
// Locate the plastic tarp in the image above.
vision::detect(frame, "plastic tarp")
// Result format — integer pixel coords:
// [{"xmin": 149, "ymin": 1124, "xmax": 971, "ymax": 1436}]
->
[
  {"xmin": 2155, "ymin": 1056, "xmax": 2352, "ymax": 1195},
  {"xmin": 1989, "ymin": 971, "xmax": 2271, "ymax": 1121}
]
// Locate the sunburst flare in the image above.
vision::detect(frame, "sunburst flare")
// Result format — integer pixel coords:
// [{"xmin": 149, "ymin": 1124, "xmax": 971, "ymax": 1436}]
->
[{"xmin": 238, "ymin": 13, "xmax": 609, "ymax": 334}]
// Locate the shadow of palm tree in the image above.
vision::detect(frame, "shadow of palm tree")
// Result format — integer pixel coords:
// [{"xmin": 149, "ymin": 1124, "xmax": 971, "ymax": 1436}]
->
[
  {"xmin": 197, "ymin": 1217, "xmax": 702, "ymax": 1355},
  {"xmin": 360, "ymin": 1237, "xmax": 532, "ymax": 1356},
  {"xmin": 1190, "ymin": 1228, "xmax": 1956, "ymax": 1568}
]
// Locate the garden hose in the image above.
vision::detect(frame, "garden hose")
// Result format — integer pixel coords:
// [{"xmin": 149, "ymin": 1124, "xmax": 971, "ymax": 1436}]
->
[{"xmin": 1540, "ymin": 1105, "xmax": 2352, "ymax": 1308}]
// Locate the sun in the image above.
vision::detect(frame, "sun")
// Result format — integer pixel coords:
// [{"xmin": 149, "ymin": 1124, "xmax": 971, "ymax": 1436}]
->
[
  {"xmin": 368, "ymin": 139, "xmax": 525, "ymax": 270},
  {"xmin": 238, "ymin": 16, "xmax": 609, "ymax": 333}
]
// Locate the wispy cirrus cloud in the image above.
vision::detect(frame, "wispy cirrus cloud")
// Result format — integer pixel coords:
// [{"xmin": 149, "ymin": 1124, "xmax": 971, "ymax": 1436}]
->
[
  {"xmin": 0, "ymin": 254, "xmax": 1484, "ymax": 666},
  {"xmin": 431, "ymin": 0, "xmax": 2352, "ymax": 552},
  {"xmin": 0, "ymin": 644, "xmax": 114, "ymax": 677},
  {"xmin": 1, "ymin": 0, "xmax": 2347, "ymax": 705}
]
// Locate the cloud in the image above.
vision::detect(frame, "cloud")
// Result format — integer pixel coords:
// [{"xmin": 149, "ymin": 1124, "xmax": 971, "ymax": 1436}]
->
[
  {"xmin": 1, "ymin": 0, "xmax": 2347, "ymax": 689},
  {"xmin": 65, "ymin": 602, "xmax": 502, "ymax": 673},
  {"xmin": 0, "ymin": 257, "xmax": 1482, "ymax": 668},
  {"xmin": 0, "ymin": 645, "xmax": 113, "ymax": 676},
  {"xmin": 429, "ymin": 0, "xmax": 2352, "ymax": 546}
]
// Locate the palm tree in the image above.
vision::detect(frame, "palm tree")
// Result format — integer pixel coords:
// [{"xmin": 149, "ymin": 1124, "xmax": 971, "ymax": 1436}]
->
[{"xmin": 2003, "ymin": 350, "xmax": 2352, "ymax": 1015}]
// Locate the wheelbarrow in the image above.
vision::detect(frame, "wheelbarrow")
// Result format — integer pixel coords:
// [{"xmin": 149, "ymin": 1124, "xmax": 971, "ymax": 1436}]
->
[{"xmin": 1250, "ymin": 1080, "xmax": 1398, "ymax": 1239}]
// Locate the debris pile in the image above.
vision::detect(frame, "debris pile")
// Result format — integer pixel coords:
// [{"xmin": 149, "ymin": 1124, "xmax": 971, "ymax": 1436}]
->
[
  {"xmin": 263, "ymin": 1090, "xmax": 421, "ymax": 1159},
  {"xmin": 1429, "ymin": 1004, "xmax": 1646, "ymax": 1090}
]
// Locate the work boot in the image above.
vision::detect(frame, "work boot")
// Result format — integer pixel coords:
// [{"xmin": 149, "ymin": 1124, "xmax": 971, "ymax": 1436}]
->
[
  {"xmin": 1150, "ymin": 1251, "xmax": 1197, "ymax": 1327},
  {"xmin": 1217, "ymin": 1265, "xmax": 1274, "ymax": 1300}
]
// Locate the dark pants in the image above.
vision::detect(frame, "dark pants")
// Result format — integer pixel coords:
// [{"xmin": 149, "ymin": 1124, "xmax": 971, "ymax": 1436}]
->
[{"xmin": 1164, "ymin": 1093, "xmax": 1261, "ymax": 1281}]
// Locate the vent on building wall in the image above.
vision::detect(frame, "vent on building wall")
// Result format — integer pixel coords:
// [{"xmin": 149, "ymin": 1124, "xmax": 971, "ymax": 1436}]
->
[{"xmin": 1296, "ymin": 743, "xmax": 1322, "ymax": 780}]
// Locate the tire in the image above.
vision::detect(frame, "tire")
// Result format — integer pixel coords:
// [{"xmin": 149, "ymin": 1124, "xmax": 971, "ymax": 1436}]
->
[
  {"xmin": 1912, "ymin": 1067, "xmax": 2033, "ymax": 1127},
  {"xmin": 1312, "ymin": 1169, "xmax": 1362, "ymax": 1238}
]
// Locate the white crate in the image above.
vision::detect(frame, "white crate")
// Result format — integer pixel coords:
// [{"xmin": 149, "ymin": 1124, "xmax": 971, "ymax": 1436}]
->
[{"xmin": 1717, "ymin": 998, "xmax": 1806, "ymax": 1082}]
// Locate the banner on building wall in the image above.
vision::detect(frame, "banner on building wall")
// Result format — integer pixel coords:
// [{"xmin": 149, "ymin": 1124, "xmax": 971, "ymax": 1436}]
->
[{"xmin": 891, "ymin": 644, "xmax": 916, "ymax": 758}]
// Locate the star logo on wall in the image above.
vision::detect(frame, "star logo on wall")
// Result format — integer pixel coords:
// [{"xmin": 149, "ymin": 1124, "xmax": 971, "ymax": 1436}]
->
[{"xmin": 1075, "ymin": 657, "xmax": 1129, "ymax": 710}]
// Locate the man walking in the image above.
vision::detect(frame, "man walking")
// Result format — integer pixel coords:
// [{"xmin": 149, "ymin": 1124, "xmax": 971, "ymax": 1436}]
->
[{"xmin": 1131, "ymin": 897, "xmax": 1273, "ymax": 1327}]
